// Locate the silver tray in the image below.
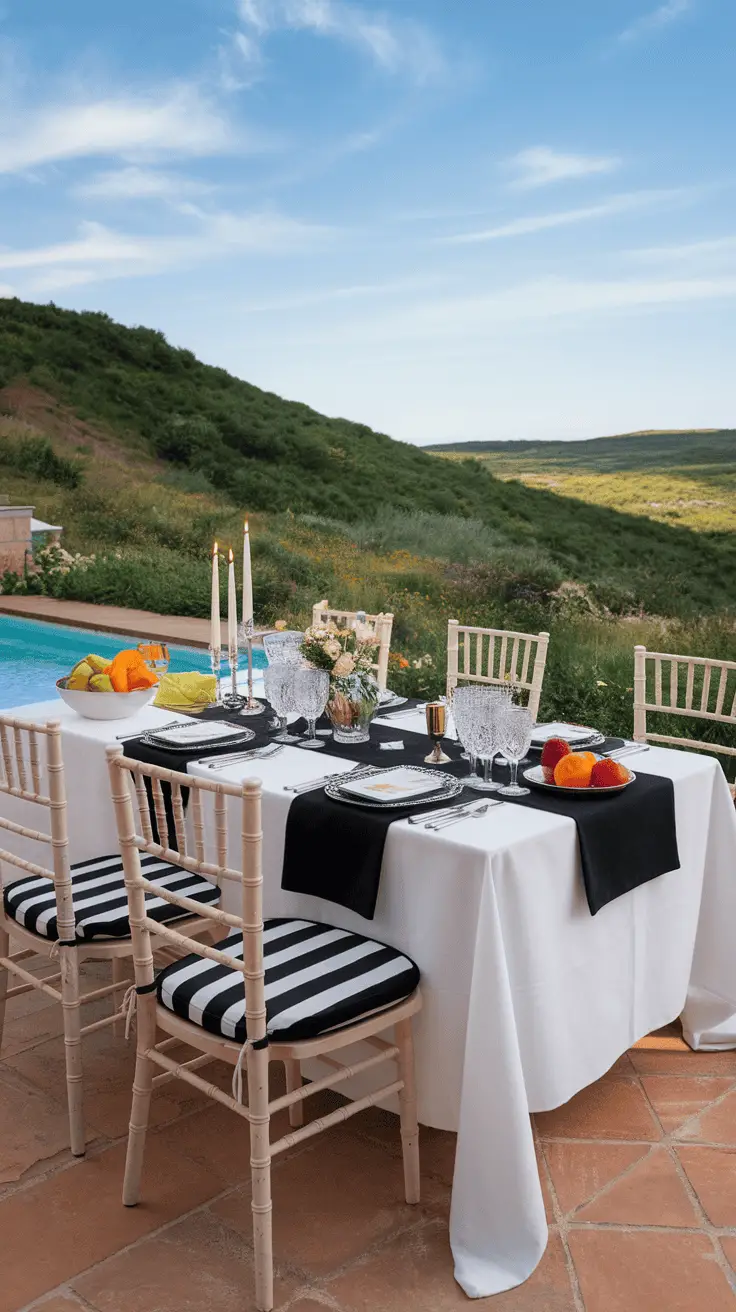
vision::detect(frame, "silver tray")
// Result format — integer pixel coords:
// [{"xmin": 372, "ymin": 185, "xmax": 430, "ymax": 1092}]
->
[
  {"xmin": 325, "ymin": 765, "xmax": 463, "ymax": 810},
  {"xmin": 141, "ymin": 727, "xmax": 256, "ymax": 753},
  {"xmin": 523, "ymin": 764, "xmax": 636, "ymax": 797}
]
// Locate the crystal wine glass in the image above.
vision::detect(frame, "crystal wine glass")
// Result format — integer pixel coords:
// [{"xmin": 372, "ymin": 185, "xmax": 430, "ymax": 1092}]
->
[
  {"xmin": 451, "ymin": 686, "xmax": 484, "ymax": 778},
  {"xmin": 461, "ymin": 688, "xmax": 506, "ymax": 792},
  {"xmin": 137, "ymin": 642, "xmax": 170, "ymax": 677},
  {"xmin": 497, "ymin": 704, "xmax": 533, "ymax": 797},
  {"xmin": 292, "ymin": 668, "xmax": 330, "ymax": 749},
  {"xmin": 262, "ymin": 631, "xmax": 305, "ymax": 666},
  {"xmin": 263, "ymin": 665, "xmax": 300, "ymax": 743}
]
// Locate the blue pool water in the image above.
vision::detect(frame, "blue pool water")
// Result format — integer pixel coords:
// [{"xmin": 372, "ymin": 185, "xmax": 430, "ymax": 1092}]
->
[{"xmin": 0, "ymin": 615, "xmax": 266, "ymax": 710}]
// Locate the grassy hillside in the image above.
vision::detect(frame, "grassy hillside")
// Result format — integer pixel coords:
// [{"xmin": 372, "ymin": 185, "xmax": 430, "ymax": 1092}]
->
[
  {"xmin": 1, "ymin": 297, "xmax": 735, "ymax": 619},
  {"xmin": 426, "ymin": 430, "xmax": 736, "ymax": 533}
]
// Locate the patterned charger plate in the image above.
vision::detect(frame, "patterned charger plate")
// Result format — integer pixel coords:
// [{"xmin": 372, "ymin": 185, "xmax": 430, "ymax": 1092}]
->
[
  {"xmin": 140, "ymin": 727, "xmax": 256, "ymax": 752},
  {"xmin": 325, "ymin": 765, "xmax": 462, "ymax": 810}
]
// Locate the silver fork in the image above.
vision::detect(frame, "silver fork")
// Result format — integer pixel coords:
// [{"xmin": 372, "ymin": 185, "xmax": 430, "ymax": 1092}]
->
[
  {"xmin": 426, "ymin": 801, "xmax": 500, "ymax": 831},
  {"xmin": 284, "ymin": 764, "xmax": 377, "ymax": 795},
  {"xmin": 201, "ymin": 744, "xmax": 285, "ymax": 770},
  {"xmin": 408, "ymin": 798, "xmax": 480, "ymax": 825}
]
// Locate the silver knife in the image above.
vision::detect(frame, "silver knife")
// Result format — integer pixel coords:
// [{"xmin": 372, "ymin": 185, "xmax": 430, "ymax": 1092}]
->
[{"xmin": 284, "ymin": 764, "xmax": 377, "ymax": 794}]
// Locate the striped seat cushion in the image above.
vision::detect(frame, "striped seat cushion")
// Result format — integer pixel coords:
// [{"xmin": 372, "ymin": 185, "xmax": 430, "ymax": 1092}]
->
[
  {"xmin": 3, "ymin": 853, "xmax": 219, "ymax": 942},
  {"xmin": 157, "ymin": 918, "xmax": 420, "ymax": 1044}
]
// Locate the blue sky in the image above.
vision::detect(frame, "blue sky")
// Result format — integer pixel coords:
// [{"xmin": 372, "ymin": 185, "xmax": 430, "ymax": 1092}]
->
[{"xmin": 1, "ymin": 0, "xmax": 734, "ymax": 444}]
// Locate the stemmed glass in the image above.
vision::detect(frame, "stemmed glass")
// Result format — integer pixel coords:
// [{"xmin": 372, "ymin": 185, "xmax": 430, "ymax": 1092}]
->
[
  {"xmin": 291, "ymin": 668, "xmax": 330, "ymax": 749},
  {"xmin": 451, "ymin": 686, "xmax": 484, "ymax": 778},
  {"xmin": 263, "ymin": 666, "xmax": 300, "ymax": 743},
  {"xmin": 137, "ymin": 642, "xmax": 170, "ymax": 677},
  {"xmin": 262, "ymin": 631, "xmax": 305, "ymax": 666},
  {"xmin": 497, "ymin": 704, "xmax": 533, "ymax": 797},
  {"xmin": 462, "ymin": 687, "xmax": 513, "ymax": 792}
]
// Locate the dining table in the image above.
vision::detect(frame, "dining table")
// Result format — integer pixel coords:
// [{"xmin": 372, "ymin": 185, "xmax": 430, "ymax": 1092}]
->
[{"xmin": 2, "ymin": 685, "xmax": 736, "ymax": 1299}]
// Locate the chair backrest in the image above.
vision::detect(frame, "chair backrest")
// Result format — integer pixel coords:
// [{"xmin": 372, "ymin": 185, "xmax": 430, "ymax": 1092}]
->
[
  {"xmin": 0, "ymin": 715, "xmax": 74, "ymax": 939},
  {"xmin": 311, "ymin": 599, "xmax": 394, "ymax": 691},
  {"xmin": 446, "ymin": 621, "xmax": 550, "ymax": 722},
  {"xmin": 633, "ymin": 645, "xmax": 736, "ymax": 762},
  {"xmin": 105, "ymin": 747, "xmax": 265, "ymax": 1044}
]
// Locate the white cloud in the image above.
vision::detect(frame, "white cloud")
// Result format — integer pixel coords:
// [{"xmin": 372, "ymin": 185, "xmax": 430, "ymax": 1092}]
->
[
  {"xmin": 235, "ymin": 0, "xmax": 446, "ymax": 83},
  {"xmin": 0, "ymin": 209, "xmax": 332, "ymax": 293},
  {"xmin": 618, "ymin": 0, "xmax": 692, "ymax": 44},
  {"xmin": 441, "ymin": 190, "xmax": 685, "ymax": 245},
  {"xmin": 626, "ymin": 235, "xmax": 736, "ymax": 262},
  {"xmin": 0, "ymin": 85, "xmax": 238, "ymax": 175},
  {"xmin": 506, "ymin": 146, "xmax": 620, "ymax": 190},
  {"xmin": 75, "ymin": 166, "xmax": 215, "ymax": 201}
]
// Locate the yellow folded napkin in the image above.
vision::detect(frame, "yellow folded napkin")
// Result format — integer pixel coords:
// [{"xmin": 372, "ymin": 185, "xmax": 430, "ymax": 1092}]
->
[{"xmin": 154, "ymin": 671, "xmax": 217, "ymax": 711}]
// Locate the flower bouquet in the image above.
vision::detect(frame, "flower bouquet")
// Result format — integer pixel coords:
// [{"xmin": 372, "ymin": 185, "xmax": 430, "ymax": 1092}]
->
[{"xmin": 300, "ymin": 622, "xmax": 380, "ymax": 744}]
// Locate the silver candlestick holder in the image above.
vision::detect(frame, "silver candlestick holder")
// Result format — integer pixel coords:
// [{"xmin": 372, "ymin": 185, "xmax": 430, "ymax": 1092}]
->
[
  {"xmin": 209, "ymin": 645, "xmax": 223, "ymax": 706},
  {"xmin": 222, "ymin": 644, "xmax": 246, "ymax": 712},
  {"xmin": 237, "ymin": 619, "xmax": 264, "ymax": 716}
]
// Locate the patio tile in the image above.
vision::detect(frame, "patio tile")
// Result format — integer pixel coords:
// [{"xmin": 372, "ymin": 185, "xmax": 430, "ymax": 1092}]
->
[
  {"xmin": 7, "ymin": 1030, "xmax": 207, "ymax": 1141},
  {"xmin": 641, "ymin": 1076, "xmax": 736, "ymax": 1134},
  {"xmin": 720, "ymin": 1237, "xmax": 736, "ymax": 1279},
  {"xmin": 327, "ymin": 1222, "xmax": 577, "ymax": 1311},
  {"xmin": 0, "ymin": 1128, "xmax": 230, "ymax": 1312},
  {"xmin": 72, "ymin": 1208, "xmax": 300, "ymax": 1312},
  {"xmin": 568, "ymin": 1230, "xmax": 736, "ymax": 1312},
  {"xmin": 212, "ymin": 1128, "xmax": 446, "ymax": 1279},
  {"xmin": 675, "ymin": 1088, "xmax": 736, "ymax": 1146},
  {"xmin": 534, "ymin": 1076, "xmax": 660, "ymax": 1141},
  {"xmin": 629, "ymin": 1048, "xmax": 736, "ymax": 1077},
  {"xmin": 348, "ymin": 1103, "xmax": 457, "ymax": 1189},
  {"xmin": 575, "ymin": 1147, "xmax": 700, "ymax": 1226},
  {"xmin": 541, "ymin": 1141, "xmax": 650, "ymax": 1215},
  {"xmin": 677, "ymin": 1146, "xmax": 736, "ymax": 1226},
  {"xmin": 534, "ymin": 1145, "xmax": 555, "ymax": 1221},
  {"xmin": 27, "ymin": 1297, "xmax": 89, "ymax": 1312},
  {"xmin": 0, "ymin": 1065, "xmax": 76, "ymax": 1185}
]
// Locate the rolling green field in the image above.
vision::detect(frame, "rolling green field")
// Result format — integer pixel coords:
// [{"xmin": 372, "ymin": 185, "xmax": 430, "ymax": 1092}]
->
[{"xmin": 426, "ymin": 430, "xmax": 736, "ymax": 533}]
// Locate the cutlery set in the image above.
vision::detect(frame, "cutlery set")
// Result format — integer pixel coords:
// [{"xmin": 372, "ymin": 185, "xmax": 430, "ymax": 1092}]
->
[
  {"xmin": 283, "ymin": 764, "xmax": 378, "ymax": 795},
  {"xmin": 603, "ymin": 744, "xmax": 650, "ymax": 760},
  {"xmin": 199, "ymin": 743, "xmax": 285, "ymax": 770},
  {"xmin": 409, "ymin": 798, "xmax": 504, "ymax": 830}
]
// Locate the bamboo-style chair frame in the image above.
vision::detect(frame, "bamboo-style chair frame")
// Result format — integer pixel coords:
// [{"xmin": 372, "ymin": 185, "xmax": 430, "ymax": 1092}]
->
[
  {"xmin": 634, "ymin": 645, "xmax": 736, "ymax": 798},
  {"xmin": 0, "ymin": 715, "xmax": 220, "ymax": 1157},
  {"xmin": 311, "ymin": 599, "xmax": 394, "ymax": 691},
  {"xmin": 446, "ymin": 620, "xmax": 550, "ymax": 721},
  {"xmin": 106, "ymin": 746, "xmax": 421, "ymax": 1312}
]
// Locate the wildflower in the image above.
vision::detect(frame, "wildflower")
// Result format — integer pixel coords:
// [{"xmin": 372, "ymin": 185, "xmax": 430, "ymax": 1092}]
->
[
  {"xmin": 596, "ymin": 680, "xmax": 608, "ymax": 688},
  {"xmin": 274, "ymin": 619, "xmax": 288, "ymax": 631},
  {"xmin": 399, "ymin": 656, "xmax": 409, "ymax": 669}
]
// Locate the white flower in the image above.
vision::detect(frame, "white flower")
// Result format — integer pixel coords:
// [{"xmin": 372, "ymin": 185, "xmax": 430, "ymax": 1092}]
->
[
  {"xmin": 324, "ymin": 639, "xmax": 341, "ymax": 660},
  {"xmin": 333, "ymin": 652, "xmax": 355, "ymax": 677}
]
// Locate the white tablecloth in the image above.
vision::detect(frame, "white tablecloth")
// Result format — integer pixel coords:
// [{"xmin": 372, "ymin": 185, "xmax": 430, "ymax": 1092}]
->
[{"xmin": 3, "ymin": 695, "xmax": 736, "ymax": 1298}]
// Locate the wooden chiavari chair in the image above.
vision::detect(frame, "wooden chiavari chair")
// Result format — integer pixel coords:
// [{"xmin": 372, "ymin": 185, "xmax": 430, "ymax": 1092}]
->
[
  {"xmin": 0, "ymin": 714, "xmax": 222, "ymax": 1156},
  {"xmin": 311, "ymin": 600, "xmax": 394, "ymax": 691},
  {"xmin": 634, "ymin": 645, "xmax": 736, "ymax": 798},
  {"xmin": 446, "ymin": 620, "xmax": 550, "ymax": 721},
  {"xmin": 107, "ymin": 747, "xmax": 422, "ymax": 1312}
]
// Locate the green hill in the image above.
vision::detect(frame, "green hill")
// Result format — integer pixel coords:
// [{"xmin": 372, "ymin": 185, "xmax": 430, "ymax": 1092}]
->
[
  {"xmin": 425, "ymin": 430, "xmax": 736, "ymax": 535},
  {"xmin": 0, "ymin": 296, "xmax": 735, "ymax": 619}
]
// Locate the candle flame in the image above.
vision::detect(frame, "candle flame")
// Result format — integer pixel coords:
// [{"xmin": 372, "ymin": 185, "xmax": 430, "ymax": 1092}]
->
[
  {"xmin": 228, "ymin": 547, "xmax": 234, "ymax": 562},
  {"xmin": 213, "ymin": 541, "xmax": 218, "ymax": 555},
  {"xmin": 244, "ymin": 521, "xmax": 249, "ymax": 537}
]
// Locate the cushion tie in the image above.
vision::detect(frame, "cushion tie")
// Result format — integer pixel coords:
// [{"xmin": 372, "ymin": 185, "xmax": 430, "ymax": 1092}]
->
[
  {"xmin": 232, "ymin": 1035, "xmax": 269, "ymax": 1104},
  {"xmin": 121, "ymin": 980, "xmax": 158, "ymax": 1040}
]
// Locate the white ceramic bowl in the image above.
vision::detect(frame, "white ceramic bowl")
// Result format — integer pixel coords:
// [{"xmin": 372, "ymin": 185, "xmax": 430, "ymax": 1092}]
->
[{"xmin": 56, "ymin": 678, "xmax": 157, "ymax": 721}]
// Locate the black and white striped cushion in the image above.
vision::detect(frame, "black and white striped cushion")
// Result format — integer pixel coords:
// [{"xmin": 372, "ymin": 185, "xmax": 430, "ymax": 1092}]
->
[
  {"xmin": 157, "ymin": 918, "xmax": 420, "ymax": 1044},
  {"xmin": 3, "ymin": 853, "xmax": 219, "ymax": 942}
]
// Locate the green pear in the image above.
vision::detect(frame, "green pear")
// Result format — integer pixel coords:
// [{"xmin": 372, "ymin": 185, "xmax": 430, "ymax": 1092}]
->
[
  {"xmin": 89, "ymin": 673, "xmax": 114, "ymax": 692},
  {"xmin": 67, "ymin": 659, "xmax": 94, "ymax": 691}
]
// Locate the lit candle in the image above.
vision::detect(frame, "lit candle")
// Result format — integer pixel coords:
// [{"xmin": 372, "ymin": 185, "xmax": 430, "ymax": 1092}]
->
[
  {"xmin": 227, "ymin": 547, "xmax": 238, "ymax": 656},
  {"xmin": 210, "ymin": 541, "xmax": 220, "ymax": 655},
  {"xmin": 242, "ymin": 518, "xmax": 254, "ymax": 627}
]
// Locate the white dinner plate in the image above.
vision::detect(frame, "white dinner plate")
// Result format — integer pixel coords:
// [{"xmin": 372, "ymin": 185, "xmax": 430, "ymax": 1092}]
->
[
  {"xmin": 523, "ymin": 764, "xmax": 636, "ymax": 797},
  {"xmin": 339, "ymin": 766, "xmax": 451, "ymax": 804},
  {"xmin": 149, "ymin": 722, "xmax": 254, "ymax": 747},
  {"xmin": 530, "ymin": 722, "xmax": 601, "ymax": 746}
]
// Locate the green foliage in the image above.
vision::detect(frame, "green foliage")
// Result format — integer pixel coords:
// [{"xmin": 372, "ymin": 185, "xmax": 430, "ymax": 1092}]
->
[
  {"xmin": 1, "ymin": 296, "xmax": 735, "ymax": 618},
  {"xmin": 0, "ymin": 431, "xmax": 83, "ymax": 488}
]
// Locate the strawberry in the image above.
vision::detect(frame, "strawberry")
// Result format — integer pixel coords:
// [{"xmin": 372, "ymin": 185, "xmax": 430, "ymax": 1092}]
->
[
  {"xmin": 590, "ymin": 759, "xmax": 631, "ymax": 788},
  {"xmin": 540, "ymin": 737, "xmax": 570, "ymax": 782}
]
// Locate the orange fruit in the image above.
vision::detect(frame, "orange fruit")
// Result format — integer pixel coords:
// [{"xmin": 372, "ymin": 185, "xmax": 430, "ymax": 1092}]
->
[
  {"xmin": 553, "ymin": 751, "xmax": 597, "ymax": 788},
  {"xmin": 540, "ymin": 737, "xmax": 570, "ymax": 782},
  {"xmin": 590, "ymin": 759, "xmax": 631, "ymax": 788}
]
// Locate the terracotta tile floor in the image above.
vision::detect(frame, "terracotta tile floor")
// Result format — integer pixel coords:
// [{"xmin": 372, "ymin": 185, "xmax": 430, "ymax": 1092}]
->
[{"xmin": 1, "ymin": 960, "xmax": 735, "ymax": 1312}]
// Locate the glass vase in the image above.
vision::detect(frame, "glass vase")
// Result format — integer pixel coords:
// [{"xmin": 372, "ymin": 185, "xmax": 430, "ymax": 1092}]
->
[{"xmin": 326, "ymin": 673, "xmax": 379, "ymax": 745}]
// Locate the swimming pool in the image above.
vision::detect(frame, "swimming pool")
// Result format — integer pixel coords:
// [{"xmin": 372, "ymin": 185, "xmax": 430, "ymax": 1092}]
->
[{"xmin": 0, "ymin": 615, "xmax": 266, "ymax": 710}]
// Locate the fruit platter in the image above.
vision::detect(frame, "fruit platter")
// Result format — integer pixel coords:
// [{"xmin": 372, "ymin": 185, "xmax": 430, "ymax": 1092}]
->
[
  {"xmin": 57, "ymin": 649, "xmax": 159, "ymax": 720},
  {"xmin": 523, "ymin": 737, "xmax": 635, "ymax": 797}
]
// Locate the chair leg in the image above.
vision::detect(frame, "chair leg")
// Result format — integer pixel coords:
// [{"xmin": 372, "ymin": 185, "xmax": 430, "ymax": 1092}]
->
[
  {"xmin": 0, "ymin": 926, "xmax": 9, "ymax": 1053},
  {"xmin": 284, "ymin": 1058, "xmax": 303, "ymax": 1127},
  {"xmin": 111, "ymin": 955, "xmax": 126, "ymax": 1038},
  {"xmin": 249, "ymin": 1046, "xmax": 274, "ymax": 1312},
  {"xmin": 396, "ymin": 1016, "xmax": 420, "ymax": 1204},
  {"xmin": 123, "ymin": 1047, "xmax": 155, "ymax": 1205},
  {"xmin": 60, "ymin": 946, "xmax": 85, "ymax": 1157}
]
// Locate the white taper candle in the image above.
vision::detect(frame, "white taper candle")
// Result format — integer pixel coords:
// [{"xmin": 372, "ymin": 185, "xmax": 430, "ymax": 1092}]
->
[
  {"xmin": 210, "ymin": 541, "xmax": 220, "ymax": 654},
  {"xmin": 242, "ymin": 518, "xmax": 254, "ymax": 626},
  {"xmin": 227, "ymin": 547, "xmax": 238, "ymax": 656}
]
